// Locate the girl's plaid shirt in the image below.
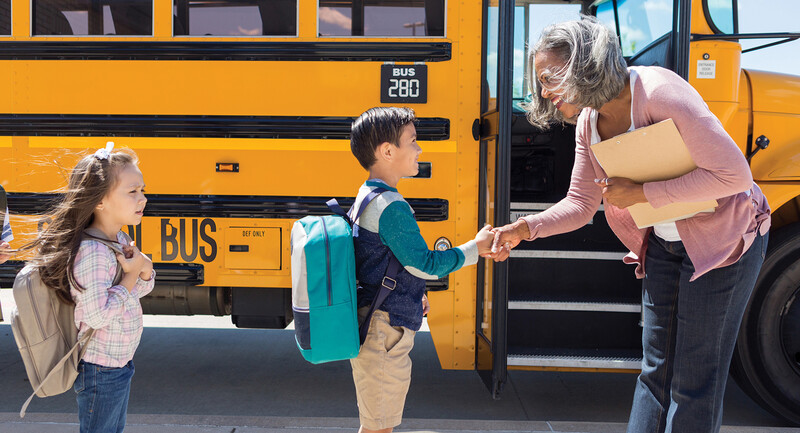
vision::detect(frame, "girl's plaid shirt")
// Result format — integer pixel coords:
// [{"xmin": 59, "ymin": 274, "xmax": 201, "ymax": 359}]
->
[{"xmin": 70, "ymin": 232, "xmax": 155, "ymax": 368}]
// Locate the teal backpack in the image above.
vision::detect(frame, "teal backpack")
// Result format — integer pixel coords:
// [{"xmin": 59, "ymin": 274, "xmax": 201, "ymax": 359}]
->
[{"xmin": 290, "ymin": 188, "xmax": 400, "ymax": 364}]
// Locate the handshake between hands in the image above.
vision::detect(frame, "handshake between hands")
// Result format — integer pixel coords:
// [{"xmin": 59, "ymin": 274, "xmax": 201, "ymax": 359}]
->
[{"xmin": 473, "ymin": 220, "xmax": 531, "ymax": 262}]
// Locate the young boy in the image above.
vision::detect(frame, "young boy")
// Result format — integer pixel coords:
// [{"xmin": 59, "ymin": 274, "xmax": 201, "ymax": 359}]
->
[{"xmin": 348, "ymin": 107, "xmax": 493, "ymax": 433}]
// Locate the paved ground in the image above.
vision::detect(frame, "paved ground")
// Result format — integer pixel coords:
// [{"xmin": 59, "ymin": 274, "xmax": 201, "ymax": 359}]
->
[{"xmin": 1, "ymin": 290, "xmax": 798, "ymax": 433}]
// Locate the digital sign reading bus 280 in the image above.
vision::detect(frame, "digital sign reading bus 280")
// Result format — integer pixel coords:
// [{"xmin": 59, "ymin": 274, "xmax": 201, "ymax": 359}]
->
[{"xmin": 381, "ymin": 64, "xmax": 427, "ymax": 104}]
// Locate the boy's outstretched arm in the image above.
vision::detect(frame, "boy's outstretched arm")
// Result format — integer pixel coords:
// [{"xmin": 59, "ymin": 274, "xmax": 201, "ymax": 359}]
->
[{"xmin": 379, "ymin": 201, "xmax": 490, "ymax": 279}]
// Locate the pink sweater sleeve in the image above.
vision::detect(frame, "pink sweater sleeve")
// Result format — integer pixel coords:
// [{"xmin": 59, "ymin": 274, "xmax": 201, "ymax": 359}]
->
[
  {"xmin": 521, "ymin": 113, "xmax": 602, "ymax": 240},
  {"xmin": 638, "ymin": 68, "xmax": 753, "ymax": 208}
]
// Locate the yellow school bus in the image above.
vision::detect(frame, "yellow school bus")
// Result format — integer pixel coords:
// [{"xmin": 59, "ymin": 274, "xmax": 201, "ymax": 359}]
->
[{"xmin": 0, "ymin": 0, "xmax": 798, "ymax": 425}]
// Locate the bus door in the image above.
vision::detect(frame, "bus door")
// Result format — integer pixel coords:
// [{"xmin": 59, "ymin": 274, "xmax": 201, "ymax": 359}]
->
[
  {"xmin": 476, "ymin": 0, "xmax": 515, "ymax": 398},
  {"xmin": 485, "ymin": 0, "xmax": 663, "ymax": 395}
]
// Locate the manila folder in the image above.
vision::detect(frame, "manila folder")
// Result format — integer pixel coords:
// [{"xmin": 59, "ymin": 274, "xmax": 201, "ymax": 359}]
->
[{"xmin": 590, "ymin": 118, "xmax": 717, "ymax": 229}]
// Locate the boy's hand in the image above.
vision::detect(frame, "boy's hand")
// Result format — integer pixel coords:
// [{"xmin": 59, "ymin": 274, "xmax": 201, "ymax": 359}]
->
[
  {"xmin": 422, "ymin": 294, "xmax": 430, "ymax": 315},
  {"xmin": 0, "ymin": 241, "xmax": 11, "ymax": 264},
  {"xmin": 475, "ymin": 224, "xmax": 494, "ymax": 257}
]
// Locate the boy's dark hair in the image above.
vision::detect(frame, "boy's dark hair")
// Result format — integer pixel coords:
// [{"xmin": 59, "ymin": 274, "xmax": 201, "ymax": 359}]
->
[{"xmin": 350, "ymin": 107, "xmax": 416, "ymax": 170}]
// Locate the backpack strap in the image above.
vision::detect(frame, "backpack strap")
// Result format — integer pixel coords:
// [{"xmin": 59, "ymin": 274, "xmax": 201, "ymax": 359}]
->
[
  {"xmin": 338, "ymin": 187, "xmax": 403, "ymax": 345},
  {"xmin": 73, "ymin": 229, "xmax": 127, "ymax": 287},
  {"xmin": 325, "ymin": 187, "xmax": 388, "ymax": 226},
  {"xmin": 358, "ymin": 253, "xmax": 402, "ymax": 345},
  {"xmin": 327, "ymin": 187, "xmax": 404, "ymax": 345}
]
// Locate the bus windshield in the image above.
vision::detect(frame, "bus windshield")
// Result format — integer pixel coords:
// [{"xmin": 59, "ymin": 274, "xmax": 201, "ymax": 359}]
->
[{"xmin": 595, "ymin": 0, "xmax": 673, "ymax": 58}]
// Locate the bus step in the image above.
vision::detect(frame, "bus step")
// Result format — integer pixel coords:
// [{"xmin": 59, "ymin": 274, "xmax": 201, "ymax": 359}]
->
[
  {"xmin": 508, "ymin": 300, "xmax": 641, "ymax": 313},
  {"xmin": 507, "ymin": 354, "xmax": 642, "ymax": 370}
]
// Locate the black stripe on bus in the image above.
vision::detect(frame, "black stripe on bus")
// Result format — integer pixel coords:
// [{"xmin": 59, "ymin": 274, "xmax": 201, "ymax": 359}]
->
[
  {"xmin": 0, "ymin": 41, "xmax": 451, "ymax": 62},
  {"xmin": 0, "ymin": 115, "xmax": 450, "ymax": 141},
  {"xmin": 7, "ymin": 193, "xmax": 449, "ymax": 222},
  {"xmin": 0, "ymin": 261, "xmax": 203, "ymax": 287}
]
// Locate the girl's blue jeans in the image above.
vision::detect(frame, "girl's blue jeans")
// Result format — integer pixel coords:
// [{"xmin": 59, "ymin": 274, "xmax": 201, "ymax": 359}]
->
[
  {"xmin": 74, "ymin": 360, "xmax": 135, "ymax": 433},
  {"xmin": 626, "ymin": 231, "xmax": 767, "ymax": 433}
]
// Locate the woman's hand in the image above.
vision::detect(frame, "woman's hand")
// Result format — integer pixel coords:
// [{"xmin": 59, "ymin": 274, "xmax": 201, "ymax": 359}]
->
[
  {"xmin": 595, "ymin": 177, "xmax": 647, "ymax": 209},
  {"xmin": 489, "ymin": 220, "xmax": 530, "ymax": 262},
  {"xmin": 116, "ymin": 241, "xmax": 153, "ymax": 281},
  {"xmin": 422, "ymin": 294, "xmax": 430, "ymax": 315}
]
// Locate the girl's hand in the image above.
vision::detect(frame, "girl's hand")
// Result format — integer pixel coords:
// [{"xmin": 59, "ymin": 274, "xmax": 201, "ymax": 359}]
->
[
  {"xmin": 117, "ymin": 241, "xmax": 153, "ymax": 280},
  {"xmin": 422, "ymin": 294, "xmax": 430, "ymax": 315},
  {"xmin": 595, "ymin": 177, "xmax": 647, "ymax": 209},
  {"xmin": 490, "ymin": 220, "xmax": 530, "ymax": 262}
]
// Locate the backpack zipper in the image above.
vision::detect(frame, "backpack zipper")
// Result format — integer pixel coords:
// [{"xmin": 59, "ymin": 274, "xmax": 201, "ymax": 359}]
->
[{"xmin": 320, "ymin": 217, "xmax": 332, "ymax": 306}]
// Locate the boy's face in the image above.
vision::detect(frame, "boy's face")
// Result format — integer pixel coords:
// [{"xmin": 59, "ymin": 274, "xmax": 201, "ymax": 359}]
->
[{"xmin": 393, "ymin": 123, "xmax": 421, "ymax": 177}]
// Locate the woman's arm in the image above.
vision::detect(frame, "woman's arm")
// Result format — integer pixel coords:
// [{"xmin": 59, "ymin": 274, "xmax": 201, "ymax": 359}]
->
[{"xmin": 492, "ymin": 118, "xmax": 602, "ymax": 259}]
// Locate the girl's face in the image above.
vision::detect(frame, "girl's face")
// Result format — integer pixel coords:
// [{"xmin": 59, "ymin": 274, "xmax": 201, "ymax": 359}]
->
[{"xmin": 96, "ymin": 163, "xmax": 147, "ymax": 228}]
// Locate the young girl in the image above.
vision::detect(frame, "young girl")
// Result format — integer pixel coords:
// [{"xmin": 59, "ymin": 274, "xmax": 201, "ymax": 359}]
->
[{"xmin": 20, "ymin": 142, "xmax": 154, "ymax": 433}]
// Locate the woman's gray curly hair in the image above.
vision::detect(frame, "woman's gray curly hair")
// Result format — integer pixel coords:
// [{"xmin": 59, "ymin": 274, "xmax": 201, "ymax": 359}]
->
[{"xmin": 523, "ymin": 16, "xmax": 628, "ymax": 129}]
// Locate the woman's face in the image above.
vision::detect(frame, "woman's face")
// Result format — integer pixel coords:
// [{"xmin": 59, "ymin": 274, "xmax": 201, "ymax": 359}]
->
[{"xmin": 534, "ymin": 50, "xmax": 581, "ymax": 123}]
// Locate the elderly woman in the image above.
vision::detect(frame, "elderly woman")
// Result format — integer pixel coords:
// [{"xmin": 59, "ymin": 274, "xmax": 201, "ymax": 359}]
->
[{"xmin": 491, "ymin": 17, "xmax": 771, "ymax": 433}]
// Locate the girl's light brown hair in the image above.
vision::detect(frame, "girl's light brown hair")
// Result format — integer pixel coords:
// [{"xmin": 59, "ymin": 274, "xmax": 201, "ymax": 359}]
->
[{"xmin": 17, "ymin": 148, "xmax": 139, "ymax": 305}]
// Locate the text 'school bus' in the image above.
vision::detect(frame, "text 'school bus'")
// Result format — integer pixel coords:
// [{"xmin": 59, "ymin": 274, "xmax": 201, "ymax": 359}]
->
[{"xmin": 0, "ymin": 0, "xmax": 798, "ymax": 425}]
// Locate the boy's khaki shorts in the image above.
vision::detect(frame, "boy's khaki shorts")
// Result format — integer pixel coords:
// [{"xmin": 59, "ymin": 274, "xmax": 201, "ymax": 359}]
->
[{"xmin": 350, "ymin": 308, "xmax": 416, "ymax": 430}]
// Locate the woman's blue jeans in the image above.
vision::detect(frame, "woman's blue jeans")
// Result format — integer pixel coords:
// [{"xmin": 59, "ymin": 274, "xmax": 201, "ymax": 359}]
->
[
  {"xmin": 74, "ymin": 360, "xmax": 135, "ymax": 433},
  {"xmin": 627, "ymin": 231, "xmax": 767, "ymax": 433}
]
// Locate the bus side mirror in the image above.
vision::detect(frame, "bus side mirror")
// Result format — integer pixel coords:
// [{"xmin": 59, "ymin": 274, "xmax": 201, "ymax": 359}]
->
[{"xmin": 747, "ymin": 135, "xmax": 770, "ymax": 162}]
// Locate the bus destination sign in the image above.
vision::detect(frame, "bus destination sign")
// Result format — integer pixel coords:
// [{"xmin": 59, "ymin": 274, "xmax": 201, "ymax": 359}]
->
[{"xmin": 380, "ymin": 64, "xmax": 427, "ymax": 104}]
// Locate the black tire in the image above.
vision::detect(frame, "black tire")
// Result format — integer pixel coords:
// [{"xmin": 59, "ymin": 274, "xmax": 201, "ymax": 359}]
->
[{"xmin": 731, "ymin": 224, "xmax": 800, "ymax": 426}]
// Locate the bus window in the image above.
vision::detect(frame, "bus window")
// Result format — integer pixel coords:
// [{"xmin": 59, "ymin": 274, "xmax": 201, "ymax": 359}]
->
[
  {"xmin": 706, "ymin": 0, "xmax": 734, "ymax": 34},
  {"xmin": 33, "ymin": 0, "xmax": 153, "ymax": 35},
  {"xmin": 0, "ymin": 0, "xmax": 8, "ymax": 35},
  {"xmin": 595, "ymin": 0, "xmax": 672, "ymax": 57},
  {"xmin": 173, "ymin": 0, "xmax": 297, "ymax": 36},
  {"xmin": 319, "ymin": 0, "xmax": 444, "ymax": 37}
]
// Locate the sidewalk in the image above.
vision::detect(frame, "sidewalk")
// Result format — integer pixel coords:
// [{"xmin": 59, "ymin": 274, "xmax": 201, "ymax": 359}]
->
[{"xmin": 1, "ymin": 413, "xmax": 797, "ymax": 433}]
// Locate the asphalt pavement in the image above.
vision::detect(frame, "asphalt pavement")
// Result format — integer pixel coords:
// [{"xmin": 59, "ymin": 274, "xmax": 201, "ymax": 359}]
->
[{"xmin": 0, "ymin": 290, "xmax": 798, "ymax": 433}]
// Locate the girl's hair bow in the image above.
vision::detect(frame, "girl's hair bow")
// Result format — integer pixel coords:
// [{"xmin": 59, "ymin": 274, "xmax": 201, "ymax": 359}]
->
[{"xmin": 93, "ymin": 141, "xmax": 115, "ymax": 160}]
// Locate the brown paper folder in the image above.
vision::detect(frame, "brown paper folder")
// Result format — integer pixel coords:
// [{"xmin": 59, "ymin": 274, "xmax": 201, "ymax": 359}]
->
[{"xmin": 590, "ymin": 118, "xmax": 717, "ymax": 229}]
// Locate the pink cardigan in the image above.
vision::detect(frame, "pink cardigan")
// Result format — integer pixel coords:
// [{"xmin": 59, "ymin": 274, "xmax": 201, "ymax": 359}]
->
[{"xmin": 521, "ymin": 66, "xmax": 771, "ymax": 281}]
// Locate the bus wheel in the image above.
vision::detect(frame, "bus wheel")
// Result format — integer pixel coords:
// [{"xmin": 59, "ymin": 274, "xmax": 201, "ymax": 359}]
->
[{"xmin": 731, "ymin": 225, "xmax": 800, "ymax": 426}]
